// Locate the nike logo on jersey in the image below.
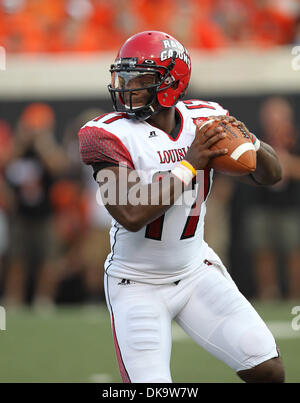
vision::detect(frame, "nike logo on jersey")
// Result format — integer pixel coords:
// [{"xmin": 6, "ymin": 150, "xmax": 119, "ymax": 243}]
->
[
  {"xmin": 149, "ymin": 131, "xmax": 158, "ymax": 138},
  {"xmin": 157, "ymin": 146, "xmax": 189, "ymax": 164}
]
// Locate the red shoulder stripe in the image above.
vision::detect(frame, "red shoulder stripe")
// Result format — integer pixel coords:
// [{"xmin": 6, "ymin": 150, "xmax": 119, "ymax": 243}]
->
[{"xmin": 78, "ymin": 126, "xmax": 134, "ymax": 169}]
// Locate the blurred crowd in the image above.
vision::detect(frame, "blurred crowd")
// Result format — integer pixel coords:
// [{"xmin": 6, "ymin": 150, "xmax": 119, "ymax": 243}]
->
[
  {"xmin": 0, "ymin": 102, "xmax": 112, "ymax": 310},
  {"xmin": 1, "ymin": 0, "xmax": 300, "ymax": 53},
  {"xmin": 0, "ymin": 96, "xmax": 299, "ymax": 310}
]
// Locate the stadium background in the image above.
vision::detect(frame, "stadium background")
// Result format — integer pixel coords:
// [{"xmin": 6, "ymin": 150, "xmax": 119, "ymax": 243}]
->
[{"xmin": 0, "ymin": 0, "xmax": 300, "ymax": 383}]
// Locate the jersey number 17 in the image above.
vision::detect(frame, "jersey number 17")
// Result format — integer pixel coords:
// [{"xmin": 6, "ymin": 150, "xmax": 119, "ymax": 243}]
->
[{"xmin": 145, "ymin": 168, "xmax": 211, "ymax": 241}]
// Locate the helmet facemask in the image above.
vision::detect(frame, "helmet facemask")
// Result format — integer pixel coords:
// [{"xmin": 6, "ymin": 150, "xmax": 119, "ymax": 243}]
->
[{"xmin": 108, "ymin": 54, "xmax": 177, "ymax": 121}]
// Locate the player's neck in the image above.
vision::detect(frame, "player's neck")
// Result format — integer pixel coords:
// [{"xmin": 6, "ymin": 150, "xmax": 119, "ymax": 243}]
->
[{"xmin": 146, "ymin": 107, "xmax": 176, "ymax": 134}]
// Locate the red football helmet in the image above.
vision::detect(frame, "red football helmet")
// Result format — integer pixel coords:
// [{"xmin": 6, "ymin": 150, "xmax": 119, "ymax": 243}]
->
[{"xmin": 108, "ymin": 31, "xmax": 191, "ymax": 120}]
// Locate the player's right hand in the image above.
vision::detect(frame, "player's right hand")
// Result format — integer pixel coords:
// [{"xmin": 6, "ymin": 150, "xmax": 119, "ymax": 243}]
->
[{"xmin": 184, "ymin": 120, "xmax": 228, "ymax": 170}]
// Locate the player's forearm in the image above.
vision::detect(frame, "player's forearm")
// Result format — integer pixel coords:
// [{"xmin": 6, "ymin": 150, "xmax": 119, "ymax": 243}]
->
[
  {"xmin": 106, "ymin": 173, "xmax": 185, "ymax": 232},
  {"xmin": 250, "ymin": 141, "xmax": 282, "ymax": 185}
]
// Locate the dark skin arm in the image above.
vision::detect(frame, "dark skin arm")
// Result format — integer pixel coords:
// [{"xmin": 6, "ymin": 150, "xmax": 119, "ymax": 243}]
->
[
  {"xmin": 238, "ymin": 141, "xmax": 282, "ymax": 186},
  {"xmin": 98, "ymin": 165, "xmax": 184, "ymax": 232},
  {"xmin": 97, "ymin": 120, "xmax": 228, "ymax": 232}
]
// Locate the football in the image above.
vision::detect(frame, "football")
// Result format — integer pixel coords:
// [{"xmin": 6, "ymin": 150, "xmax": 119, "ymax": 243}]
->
[{"xmin": 200, "ymin": 119, "xmax": 256, "ymax": 175}]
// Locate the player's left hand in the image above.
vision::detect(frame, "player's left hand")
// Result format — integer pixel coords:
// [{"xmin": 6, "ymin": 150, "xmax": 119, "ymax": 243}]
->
[{"xmin": 209, "ymin": 115, "xmax": 252, "ymax": 139}]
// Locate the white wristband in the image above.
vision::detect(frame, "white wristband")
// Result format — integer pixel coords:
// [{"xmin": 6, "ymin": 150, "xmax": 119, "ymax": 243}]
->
[
  {"xmin": 254, "ymin": 138, "xmax": 261, "ymax": 152},
  {"xmin": 171, "ymin": 164, "xmax": 194, "ymax": 186},
  {"xmin": 251, "ymin": 133, "xmax": 261, "ymax": 152}
]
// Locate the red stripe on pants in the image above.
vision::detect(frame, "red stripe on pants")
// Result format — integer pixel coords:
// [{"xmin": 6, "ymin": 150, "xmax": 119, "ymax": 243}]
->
[{"xmin": 111, "ymin": 312, "xmax": 131, "ymax": 383}]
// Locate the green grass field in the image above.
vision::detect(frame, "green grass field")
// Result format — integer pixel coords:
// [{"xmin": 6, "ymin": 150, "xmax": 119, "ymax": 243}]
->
[{"xmin": 0, "ymin": 300, "xmax": 299, "ymax": 383}]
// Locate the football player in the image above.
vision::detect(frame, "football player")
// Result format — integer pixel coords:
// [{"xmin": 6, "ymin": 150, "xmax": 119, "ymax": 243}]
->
[{"xmin": 78, "ymin": 31, "xmax": 284, "ymax": 383}]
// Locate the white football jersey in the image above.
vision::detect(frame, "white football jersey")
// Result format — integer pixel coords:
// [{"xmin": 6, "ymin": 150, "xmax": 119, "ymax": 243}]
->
[{"xmin": 79, "ymin": 99, "xmax": 229, "ymax": 284}]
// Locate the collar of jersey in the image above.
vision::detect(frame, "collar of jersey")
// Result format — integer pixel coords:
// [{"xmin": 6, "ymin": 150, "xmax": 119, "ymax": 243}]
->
[{"xmin": 144, "ymin": 107, "xmax": 183, "ymax": 142}]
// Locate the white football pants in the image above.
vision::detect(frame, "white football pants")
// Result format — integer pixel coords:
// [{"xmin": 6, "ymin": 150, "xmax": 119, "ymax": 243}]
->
[{"xmin": 104, "ymin": 250, "xmax": 278, "ymax": 383}]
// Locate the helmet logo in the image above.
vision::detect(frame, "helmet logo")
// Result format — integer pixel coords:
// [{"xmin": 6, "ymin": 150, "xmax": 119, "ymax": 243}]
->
[
  {"xmin": 160, "ymin": 40, "xmax": 191, "ymax": 70},
  {"xmin": 143, "ymin": 59, "xmax": 156, "ymax": 65}
]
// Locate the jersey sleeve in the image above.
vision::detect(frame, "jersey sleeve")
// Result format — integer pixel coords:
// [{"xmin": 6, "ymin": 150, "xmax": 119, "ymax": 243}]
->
[
  {"xmin": 207, "ymin": 101, "xmax": 229, "ymax": 116},
  {"xmin": 78, "ymin": 126, "xmax": 135, "ymax": 170},
  {"xmin": 180, "ymin": 99, "xmax": 229, "ymax": 119}
]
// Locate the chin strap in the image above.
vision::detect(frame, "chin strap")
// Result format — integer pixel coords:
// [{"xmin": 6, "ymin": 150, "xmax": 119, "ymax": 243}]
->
[{"xmin": 132, "ymin": 98, "xmax": 168, "ymax": 121}]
